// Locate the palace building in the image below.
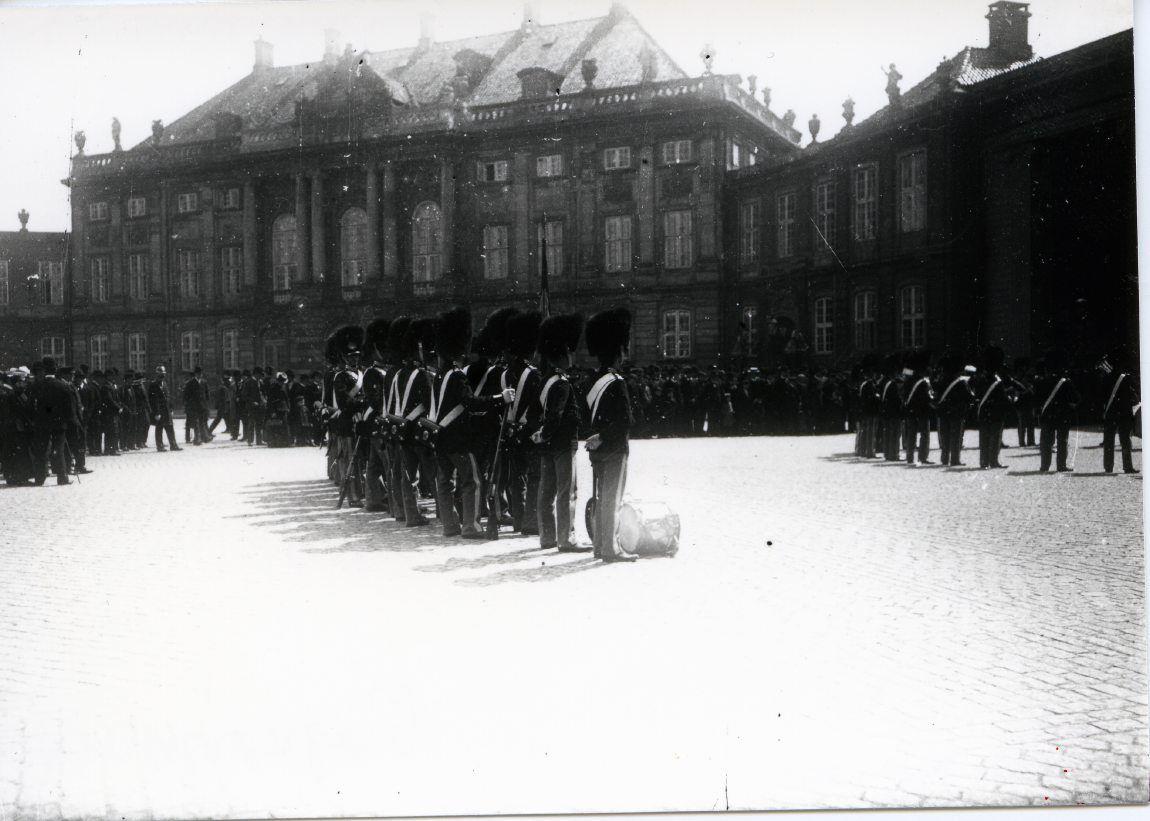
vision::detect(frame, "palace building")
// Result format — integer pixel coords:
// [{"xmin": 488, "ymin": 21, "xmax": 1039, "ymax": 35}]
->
[{"xmin": 1, "ymin": 1, "xmax": 1136, "ymax": 379}]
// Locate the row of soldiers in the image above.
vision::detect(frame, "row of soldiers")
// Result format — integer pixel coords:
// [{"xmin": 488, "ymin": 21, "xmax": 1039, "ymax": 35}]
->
[
  {"xmin": 850, "ymin": 346, "xmax": 1140, "ymax": 473},
  {"xmin": 190, "ymin": 367, "xmax": 325, "ymax": 447},
  {"xmin": 321, "ymin": 305, "xmax": 641, "ymax": 561},
  {"xmin": 0, "ymin": 360, "xmax": 183, "ymax": 485}
]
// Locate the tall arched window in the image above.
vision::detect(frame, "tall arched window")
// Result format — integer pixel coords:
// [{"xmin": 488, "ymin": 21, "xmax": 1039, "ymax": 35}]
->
[
  {"xmin": 340, "ymin": 207, "xmax": 368, "ymax": 288},
  {"xmin": 900, "ymin": 285, "xmax": 926, "ymax": 349},
  {"xmin": 272, "ymin": 215, "xmax": 298, "ymax": 292},
  {"xmin": 412, "ymin": 202, "xmax": 443, "ymax": 286}
]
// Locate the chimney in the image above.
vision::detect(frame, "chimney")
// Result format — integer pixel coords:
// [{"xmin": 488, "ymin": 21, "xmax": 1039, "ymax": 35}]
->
[
  {"xmin": 253, "ymin": 37, "xmax": 274, "ymax": 72},
  {"xmin": 986, "ymin": 1, "xmax": 1032, "ymax": 62},
  {"xmin": 418, "ymin": 13, "xmax": 435, "ymax": 52},
  {"xmin": 324, "ymin": 29, "xmax": 341, "ymax": 64}
]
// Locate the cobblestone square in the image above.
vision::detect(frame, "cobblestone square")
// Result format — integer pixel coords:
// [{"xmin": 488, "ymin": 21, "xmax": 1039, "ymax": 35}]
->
[{"xmin": 0, "ymin": 430, "xmax": 1145, "ymax": 819}]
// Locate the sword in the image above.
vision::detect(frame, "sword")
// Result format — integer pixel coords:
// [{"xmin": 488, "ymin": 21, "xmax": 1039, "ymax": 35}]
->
[
  {"xmin": 62, "ymin": 438, "xmax": 80, "ymax": 484},
  {"xmin": 335, "ymin": 435, "xmax": 363, "ymax": 510},
  {"xmin": 485, "ymin": 410, "xmax": 512, "ymax": 539}
]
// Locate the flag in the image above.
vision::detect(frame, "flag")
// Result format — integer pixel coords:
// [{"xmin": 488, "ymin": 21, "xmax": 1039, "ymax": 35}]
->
[{"xmin": 539, "ymin": 219, "xmax": 550, "ymax": 318}]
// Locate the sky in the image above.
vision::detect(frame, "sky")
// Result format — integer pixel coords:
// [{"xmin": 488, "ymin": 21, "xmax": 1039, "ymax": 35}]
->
[{"xmin": 0, "ymin": 0, "xmax": 1133, "ymax": 232}]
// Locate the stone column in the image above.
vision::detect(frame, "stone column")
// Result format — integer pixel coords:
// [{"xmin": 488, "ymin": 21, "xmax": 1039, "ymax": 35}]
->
[
  {"xmin": 242, "ymin": 179, "xmax": 257, "ymax": 288},
  {"xmin": 294, "ymin": 172, "xmax": 311, "ymax": 284},
  {"xmin": 365, "ymin": 164, "xmax": 381, "ymax": 281},
  {"xmin": 310, "ymin": 169, "xmax": 326, "ymax": 283},
  {"xmin": 382, "ymin": 162, "xmax": 397, "ymax": 280},
  {"xmin": 440, "ymin": 157, "xmax": 456, "ymax": 279}
]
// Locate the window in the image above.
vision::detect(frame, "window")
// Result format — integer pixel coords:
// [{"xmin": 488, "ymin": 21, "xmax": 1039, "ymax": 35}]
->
[
  {"xmin": 221, "ymin": 187, "xmax": 241, "ymax": 210},
  {"xmin": 38, "ymin": 261, "xmax": 64, "ymax": 305},
  {"xmin": 853, "ymin": 291, "xmax": 876, "ymax": 351},
  {"xmin": 220, "ymin": 247, "xmax": 242, "ymax": 296},
  {"xmin": 739, "ymin": 201, "xmax": 760, "ymax": 265},
  {"xmin": 272, "ymin": 215, "xmax": 298, "ymax": 292},
  {"xmin": 88, "ymin": 201, "xmax": 108, "ymax": 221},
  {"xmin": 128, "ymin": 332, "xmax": 147, "ymax": 372},
  {"xmin": 536, "ymin": 155, "xmax": 563, "ymax": 177},
  {"xmin": 412, "ymin": 202, "xmax": 443, "ymax": 285},
  {"xmin": 661, "ymin": 140, "xmax": 693, "ymax": 165},
  {"xmin": 536, "ymin": 220, "xmax": 564, "ymax": 276},
  {"xmin": 776, "ymin": 192, "xmax": 796, "ymax": 259},
  {"xmin": 604, "ymin": 215, "xmax": 632, "ymax": 272},
  {"xmin": 739, "ymin": 306, "xmax": 757, "ymax": 356},
  {"xmin": 483, "ymin": 225, "xmax": 509, "ymax": 280},
  {"xmin": 40, "ymin": 336, "xmax": 66, "ymax": 365},
  {"xmin": 89, "ymin": 258, "xmax": 109, "ymax": 303},
  {"xmin": 0, "ymin": 260, "xmax": 8, "ymax": 306},
  {"xmin": 661, "ymin": 310, "xmax": 691, "ymax": 359},
  {"xmin": 663, "ymin": 210, "xmax": 693, "ymax": 269},
  {"xmin": 603, "ymin": 146, "xmax": 631, "ymax": 170},
  {"xmin": 127, "ymin": 253, "xmax": 148, "ymax": 300},
  {"xmin": 177, "ymin": 192, "xmax": 198, "ymax": 214},
  {"xmin": 900, "ymin": 285, "xmax": 926, "ymax": 349},
  {"xmin": 477, "ymin": 160, "xmax": 509, "ymax": 182},
  {"xmin": 176, "ymin": 250, "xmax": 200, "ymax": 298},
  {"xmin": 220, "ymin": 329, "xmax": 239, "ymax": 371},
  {"xmin": 853, "ymin": 163, "xmax": 877, "ymax": 241},
  {"xmin": 340, "ymin": 207, "xmax": 368, "ymax": 288},
  {"xmin": 814, "ymin": 297, "xmax": 833, "ymax": 355},
  {"xmin": 126, "ymin": 197, "xmax": 147, "ymax": 218},
  {"xmin": 180, "ymin": 330, "xmax": 201, "ymax": 373},
  {"xmin": 814, "ymin": 180, "xmax": 836, "ymax": 252},
  {"xmin": 89, "ymin": 334, "xmax": 109, "ymax": 371},
  {"xmin": 730, "ymin": 142, "xmax": 742, "ymax": 170},
  {"xmin": 899, "ymin": 150, "xmax": 927, "ymax": 233}
]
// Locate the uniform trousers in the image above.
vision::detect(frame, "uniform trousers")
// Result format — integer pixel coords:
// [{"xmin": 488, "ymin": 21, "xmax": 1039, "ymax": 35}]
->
[
  {"xmin": 364, "ymin": 436, "xmax": 390, "ymax": 511},
  {"xmin": 978, "ymin": 419, "xmax": 1005, "ymax": 468},
  {"xmin": 335, "ymin": 434, "xmax": 363, "ymax": 502},
  {"xmin": 937, "ymin": 414, "xmax": 965, "ymax": 466},
  {"xmin": 33, "ymin": 428, "xmax": 67, "ymax": 481},
  {"xmin": 68, "ymin": 424, "xmax": 86, "ymax": 471},
  {"xmin": 401, "ymin": 443, "xmax": 437, "ymax": 524},
  {"xmin": 591, "ymin": 452, "xmax": 628, "ymax": 559},
  {"xmin": 506, "ymin": 446, "xmax": 540, "ymax": 534},
  {"xmin": 1039, "ymin": 423, "xmax": 1071, "ymax": 471},
  {"xmin": 1103, "ymin": 417, "xmax": 1135, "ymax": 473},
  {"xmin": 903, "ymin": 415, "xmax": 931, "ymax": 463},
  {"xmin": 102, "ymin": 415, "xmax": 121, "ymax": 454},
  {"xmin": 854, "ymin": 416, "xmax": 877, "ymax": 458},
  {"xmin": 385, "ymin": 439, "xmax": 407, "ymax": 520},
  {"xmin": 154, "ymin": 419, "xmax": 178, "ymax": 450},
  {"xmin": 436, "ymin": 450, "xmax": 481, "ymax": 536},
  {"xmin": 538, "ymin": 444, "xmax": 578, "ymax": 549},
  {"xmin": 881, "ymin": 418, "xmax": 902, "ymax": 461},
  {"xmin": 1016, "ymin": 406, "xmax": 1036, "ymax": 447}
]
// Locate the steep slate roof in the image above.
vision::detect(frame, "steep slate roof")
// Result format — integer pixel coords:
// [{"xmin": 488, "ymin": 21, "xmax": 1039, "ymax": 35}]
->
[{"xmin": 138, "ymin": 7, "xmax": 687, "ymax": 149}]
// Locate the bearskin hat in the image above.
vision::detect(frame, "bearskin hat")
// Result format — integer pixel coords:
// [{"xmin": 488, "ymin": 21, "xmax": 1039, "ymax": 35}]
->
[
  {"xmin": 537, "ymin": 313, "xmax": 584, "ymax": 363},
  {"xmin": 482, "ymin": 307, "xmax": 520, "ymax": 356},
  {"xmin": 387, "ymin": 315, "xmax": 412, "ymax": 359},
  {"xmin": 937, "ymin": 350, "xmax": 961, "ymax": 377},
  {"xmin": 473, "ymin": 324, "xmax": 499, "ymax": 359},
  {"xmin": 586, "ymin": 307, "xmax": 632, "ymax": 363},
  {"xmin": 326, "ymin": 325, "xmax": 364, "ymax": 362},
  {"xmin": 406, "ymin": 317, "xmax": 438, "ymax": 363},
  {"xmin": 364, "ymin": 318, "xmax": 391, "ymax": 360},
  {"xmin": 982, "ymin": 345, "xmax": 1005, "ymax": 373},
  {"xmin": 505, "ymin": 311, "xmax": 543, "ymax": 360},
  {"xmin": 435, "ymin": 307, "xmax": 473, "ymax": 361}
]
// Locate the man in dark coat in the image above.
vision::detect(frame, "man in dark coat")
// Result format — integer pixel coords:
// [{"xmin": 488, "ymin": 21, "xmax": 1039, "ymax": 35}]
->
[
  {"xmin": 1036, "ymin": 349, "xmax": 1080, "ymax": 472},
  {"xmin": 329, "ymin": 326, "xmax": 366, "ymax": 505},
  {"xmin": 974, "ymin": 346, "xmax": 1011, "ymax": 470},
  {"xmin": 584, "ymin": 307, "xmax": 637, "ymax": 562},
  {"xmin": 98, "ymin": 369, "xmax": 123, "ymax": 456},
  {"xmin": 239, "ymin": 368, "xmax": 265, "ymax": 446},
  {"xmin": 130, "ymin": 371, "xmax": 152, "ymax": 448},
  {"xmin": 500, "ymin": 311, "xmax": 544, "ymax": 535},
  {"xmin": 61, "ymin": 366, "xmax": 90, "ymax": 474},
  {"xmin": 395, "ymin": 319, "xmax": 438, "ymax": 524},
  {"xmin": 1099, "ymin": 349, "xmax": 1139, "ymax": 474},
  {"xmin": 360, "ymin": 319, "xmax": 393, "ymax": 512},
  {"xmin": 467, "ymin": 308, "xmax": 516, "ymax": 527},
  {"xmin": 30, "ymin": 357, "xmax": 76, "ymax": 485},
  {"xmin": 902, "ymin": 350, "xmax": 934, "ymax": 466},
  {"xmin": 532, "ymin": 312, "xmax": 588, "ymax": 552},
  {"xmin": 148, "ymin": 365, "xmax": 181, "ymax": 452},
  {"xmin": 878, "ymin": 354, "xmax": 903, "ymax": 461}
]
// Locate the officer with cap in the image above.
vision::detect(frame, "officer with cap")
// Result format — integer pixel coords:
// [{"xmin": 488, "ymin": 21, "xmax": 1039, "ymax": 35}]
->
[{"xmin": 1098, "ymin": 347, "xmax": 1140, "ymax": 474}]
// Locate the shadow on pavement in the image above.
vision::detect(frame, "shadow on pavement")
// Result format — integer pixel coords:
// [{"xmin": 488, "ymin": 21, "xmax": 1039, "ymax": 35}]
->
[{"xmin": 455, "ymin": 555, "xmax": 606, "ymax": 587}]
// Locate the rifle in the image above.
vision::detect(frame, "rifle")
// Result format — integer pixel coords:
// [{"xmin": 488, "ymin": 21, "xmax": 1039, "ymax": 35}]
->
[
  {"xmin": 335, "ymin": 434, "xmax": 362, "ymax": 510},
  {"xmin": 485, "ymin": 409, "xmax": 512, "ymax": 539}
]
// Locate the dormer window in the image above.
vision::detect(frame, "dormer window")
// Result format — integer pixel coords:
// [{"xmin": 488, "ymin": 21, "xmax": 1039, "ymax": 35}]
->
[{"xmin": 516, "ymin": 66, "xmax": 563, "ymax": 99}]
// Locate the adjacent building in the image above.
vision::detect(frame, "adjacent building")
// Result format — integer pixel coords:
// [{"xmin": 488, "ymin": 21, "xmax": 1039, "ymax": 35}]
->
[{"xmin": 2, "ymin": 1, "xmax": 1136, "ymax": 381}]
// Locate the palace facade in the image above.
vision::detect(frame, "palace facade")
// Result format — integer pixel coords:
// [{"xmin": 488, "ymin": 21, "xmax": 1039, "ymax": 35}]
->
[{"xmin": 0, "ymin": 1, "xmax": 1136, "ymax": 381}]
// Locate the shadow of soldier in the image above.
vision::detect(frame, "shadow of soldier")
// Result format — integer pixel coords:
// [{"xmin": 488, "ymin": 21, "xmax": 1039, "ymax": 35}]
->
[{"xmin": 455, "ymin": 555, "xmax": 606, "ymax": 587}]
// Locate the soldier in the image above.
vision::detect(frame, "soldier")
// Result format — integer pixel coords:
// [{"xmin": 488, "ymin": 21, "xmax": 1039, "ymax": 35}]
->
[
  {"xmin": 1036, "ymin": 349, "xmax": 1080, "ymax": 473},
  {"xmin": 1010, "ymin": 358, "xmax": 1037, "ymax": 447},
  {"xmin": 1, "ymin": 367, "xmax": 34, "ymax": 484},
  {"xmin": 584, "ymin": 307, "xmax": 637, "ymax": 562},
  {"xmin": 902, "ymin": 350, "xmax": 934, "ymax": 466},
  {"xmin": 853, "ymin": 357, "xmax": 881, "ymax": 459},
  {"xmin": 360, "ymin": 318, "xmax": 392, "ymax": 513},
  {"xmin": 878, "ymin": 354, "xmax": 903, "ymax": 461},
  {"xmin": 97, "ymin": 369, "xmax": 124, "ymax": 456},
  {"xmin": 78, "ymin": 364, "xmax": 100, "ymax": 455},
  {"xmin": 501, "ymin": 311, "xmax": 544, "ymax": 535},
  {"xmin": 532, "ymin": 312, "xmax": 588, "ymax": 552},
  {"xmin": 386, "ymin": 318, "xmax": 436, "ymax": 525},
  {"xmin": 60, "ymin": 365, "xmax": 90, "ymax": 475},
  {"xmin": 265, "ymin": 372, "xmax": 291, "ymax": 447},
  {"xmin": 148, "ymin": 365, "xmax": 181, "ymax": 452},
  {"xmin": 934, "ymin": 352, "xmax": 974, "ymax": 467},
  {"xmin": 468, "ymin": 308, "xmax": 517, "ymax": 528},
  {"xmin": 1098, "ymin": 348, "xmax": 1139, "ymax": 474},
  {"xmin": 30, "ymin": 357, "xmax": 76, "ymax": 485},
  {"xmin": 131, "ymin": 370, "xmax": 152, "ymax": 448},
  {"xmin": 973, "ymin": 346, "xmax": 1011, "ymax": 470},
  {"xmin": 239, "ymin": 368, "xmax": 265, "ymax": 446},
  {"xmin": 328, "ymin": 325, "xmax": 366, "ymax": 507},
  {"xmin": 120, "ymin": 370, "xmax": 139, "ymax": 451},
  {"xmin": 383, "ymin": 317, "xmax": 413, "ymax": 520}
]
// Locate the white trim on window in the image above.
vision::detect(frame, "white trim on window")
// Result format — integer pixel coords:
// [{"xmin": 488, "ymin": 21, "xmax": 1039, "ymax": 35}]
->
[
  {"xmin": 483, "ymin": 225, "xmax": 509, "ymax": 280},
  {"xmin": 180, "ymin": 330, "xmax": 202, "ymax": 373},
  {"xmin": 661, "ymin": 139, "xmax": 693, "ymax": 165},
  {"xmin": 126, "ymin": 197, "xmax": 147, "ymax": 218},
  {"xmin": 88, "ymin": 201, "xmax": 108, "ymax": 221},
  {"xmin": 899, "ymin": 149, "xmax": 927, "ymax": 233},
  {"xmin": 776, "ymin": 191, "xmax": 796, "ymax": 259},
  {"xmin": 853, "ymin": 291, "xmax": 876, "ymax": 351},
  {"xmin": 814, "ymin": 296, "xmax": 834, "ymax": 355},
  {"xmin": 536, "ymin": 154, "xmax": 563, "ymax": 178},
  {"xmin": 661, "ymin": 309, "xmax": 692, "ymax": 359},
  {"xmin": 177, "ymin": 192, "xmax": 199, "ymax": 214},
  {"xmin": 663, "ymin": 209, "xmax": 693, "ymax": 269},
  {"xmin": 853, "ymin": 163, "xmax": 877, "ymax": 241},
  {"xmin": 477, "ymin": 160, "xmax": 509, "ymax": 182},
  {"xmin": 900, "ymin": 285, "xmax": 926, "ymax": 349},
  {"xmin": 603, "ymin": 146, "xmax": 632, "ymax": 171},
  {"xmin": 739, "ymin": 200, "xmax": 760, "ymax": 266},
  {"xmin": 128, "ymin": 332, "xmax": 147, "ymax": 372}
]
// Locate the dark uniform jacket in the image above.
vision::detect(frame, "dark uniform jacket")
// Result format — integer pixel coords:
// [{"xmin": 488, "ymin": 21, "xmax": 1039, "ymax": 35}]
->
[
  {"xmin": 131, "ymin": 381, "xmax": 151, "ymax": 418},
  {"xmin": 973, "ymin": 374, "xmax": 1011, "ymax": 423},
  {"xmin": 33, "ymin": 376, "xmax": 79, "ymax": 432},
  {"xmin": 587, "ymin": 368, "xmax": 632, "ymax": 461},
  {"xmin": 433, "ymin": 366, "xmax": 494, "ymax": 454},
  {"xmin": 879, "ymin": 377, "xmax": 903, "ymax": 420},
  {"xmin": 148, "ymin": 378, "xmax": 172, "ymax": 423},
  {"xmin": 99, "ymin": 380, "xmax": 123, "ymax": 421},
  {"xmin": 331, "ymin": 369, "xmax": 362, "ymax": 437},
  {"xmin": 536, "ymin": 370, "xmax": 581, "ymax": 453},
  {"xmin": 902, "ymin": 375, "xmax": 934, "ymax": 418},
  {"xmin": 1036, "ymin": 374, "xmax": 1080, "ymax": 426},
  {"xmin": 501, "ymin": 359, "xmax": 542, "ymax": 444},
  {"xmin": 935, "ymin": 375, "xmax": 974, "ymax": 417},
  {"xmin": 857, "ymin": 378, "xmax": 882, "ymax": 417}
]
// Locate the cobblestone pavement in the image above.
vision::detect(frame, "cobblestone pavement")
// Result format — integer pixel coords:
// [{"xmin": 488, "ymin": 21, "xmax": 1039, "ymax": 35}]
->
[{"xmin": 0, "ymin": 430, "xmax": 1145, "ymax": 819}]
